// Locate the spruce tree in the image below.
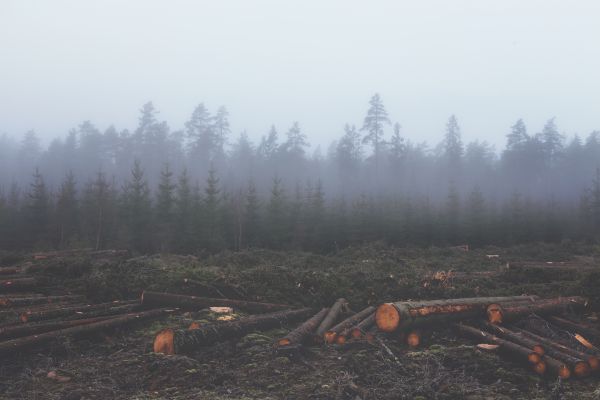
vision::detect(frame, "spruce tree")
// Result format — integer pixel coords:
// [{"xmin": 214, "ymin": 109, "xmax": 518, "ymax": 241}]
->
[
  {"xmin": 155, "ymin": 164, "xmax": 176, "ymax": 251},
  {"xmin": 55, "ymin": 172, "xmax": 78, "ymax": 248},
  {"xmin": 121, "ymin": 160, "xmax": 152, "ymax": 252}
]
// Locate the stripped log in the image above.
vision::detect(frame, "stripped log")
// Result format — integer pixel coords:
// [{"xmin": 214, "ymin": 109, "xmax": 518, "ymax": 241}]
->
[
  {"xmin": 0, "ymin": 278, "xmax": 41, "ymax": 292},
  {"xmin": 315, "ymin": 298, "xmax": 347, "ymax": 340},
  {"xmin": 0, "ymin": 308, "xmax": 175, "ymax": 355},
  {"xmin": 515, "ymin": 327, "xmax": 599, "ymax": 372},
  {"xmin": 20, "ymin": 300, "xmax": 139, "ymax": 323},
  {"xmin": 141, "ymin": 291, "xmax": 291, "ymax": 314},
  {"xmin": 325, "ymin": 306, "xmax": 376, "ymax": 344},
  {"xmin": 455, "ymin": 323, "xmax": 570, "ymax": 378},
  {"xmin": 376, "ymin": 296, "xmax": 539, "ymax": 333},
  {"xmin": 548, "ymin": 316, "xmax": 600, "ymax": 343},
  {"xmin": 0, "ymin": 295, "xmax": 84, "ymax": 308},
  {"xmin": 154, "ymin": 308, "xmax": 313, "ymax": 354},
  {"xmin": 0, "ymin": 315, "xmax": 115, "ymax": 340},
  {"xmin": 486, "ymin": 297, "xmax": 587, "ymax": 324},
  {"xmin": 277, "ymin": 307, "xmax": 329, "ymax": 348},
  {"xmin": 350, "ymin": 314, "xmax": 375, "ymax": 339}
]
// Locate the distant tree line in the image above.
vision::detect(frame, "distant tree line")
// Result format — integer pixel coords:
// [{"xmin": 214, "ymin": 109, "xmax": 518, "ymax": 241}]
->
[{"xmin": 2, "ymin": 94, "xmax": 600, "ymax": 253}]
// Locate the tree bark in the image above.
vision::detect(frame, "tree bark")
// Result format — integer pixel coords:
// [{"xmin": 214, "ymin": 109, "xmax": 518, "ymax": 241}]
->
[
  {"xmin": 0, "ymin": 315, "xmax": 115, "ymax": 341},
  {"xmin": 455, "ymin": 323, "xmax": 570, "ymax": 379},
  {"xmin": 141, "ymin": 291, "xmax": 291, "ymax": 314},
  {"xmin": 276, "ymin": 307, "xmax": 329, "ymax": 348},
  {"xmin": 377, "ymin": 296, "xmax": 540, "ymax": 332},
  {"xmin": 154, "ymin": 308, "xmax": 313, "ymax": 354},
  {"xmin": 325, "ymin": 306, "xmax": 376, "ymax": 344},
  {"xmin": 0, "ymin": 308, "xmax": 174, "ymax": 355},
  {"xmin": 0, "ymin": 267, "xmax": 21, "ymax": 275},
  {"xmin": 487, "ymin": 297, "xmax": 586, "ymax": 324},
  {"xmin": 315, "ymin": 298, "xmax": 348, "ymax": 340},
  {"xmin": 482, "ymin": 322, "xmax": 546, "ymax": 355}
]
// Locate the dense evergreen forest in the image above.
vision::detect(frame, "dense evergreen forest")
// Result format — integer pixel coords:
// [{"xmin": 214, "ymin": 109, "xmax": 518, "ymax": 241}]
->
[{"xmin": 2, "ymin": 94, "xmax": 600, "ymax": 253}]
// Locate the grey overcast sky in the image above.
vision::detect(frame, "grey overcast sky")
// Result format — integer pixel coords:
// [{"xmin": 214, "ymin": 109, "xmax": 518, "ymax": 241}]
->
[{"xmin": 1, "ymin": 0, "xmax": 599, "ymax": 150}]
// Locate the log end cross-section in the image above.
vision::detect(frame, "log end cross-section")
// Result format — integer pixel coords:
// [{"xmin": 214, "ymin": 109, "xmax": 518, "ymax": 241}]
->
[
  {"xmin": 375, "ymin": 303, "xmax": 400, "ymax": 333},
  {"xmin": 154, "ymin": 328, "xmax": 175, "ymax": 355}
]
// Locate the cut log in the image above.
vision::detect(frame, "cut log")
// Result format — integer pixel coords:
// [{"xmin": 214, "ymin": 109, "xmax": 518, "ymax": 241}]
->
[
  {"xmin": 515, "ymin": 327, "xmax": 599, "ymax": 372},
  {"xmin": 548, "ymin": 316, "xmax": 600, "ymax": 343},
  {"xmin": 0, "ymin": 308, "xmax": 175, "ymax": 355},
  {"xmin": 365, "ymin": 326, "xmax": 378, "ymax": 343},
  {"xmin": 276, "ymin": 307, "xmax": 329, "ymax": 348},
  {"xmin": 315, "ymin": 298, "xmax": 347, "ymax": 340},
  {"xmin": 0, "ymin": 278, "xmax": 40, "ymax": 292},
  {"xmin": 154, "ymin": 308, "xmax": 312, "ymax": 354},
  {"xmin": 324, "ymin": 306, "xmax": 376, "ymax": 344},
  {"xmin": 350, "ymin": 314, "xmax": 375, "ymax": 339},
  {"xmin": 482, "ymin": 322, "xmax": 546, "ymax": 355},
  {"xmin": 406, "ymin": 330, "xmax": 420, "ymax": 348},
  {"xmin": 455, "ymin": 323, "xmax": 570, "ymax": 378},
  {"xmin": 0, "ymin": 315, "xmax": 115, "ymax": 341},
  {"xmin": 377, "ymin": 296, "xmax": 539, "ymax": 333},
  {"xmin": 141, "ymin": 291, "xmax": 291, "ymax": 314},
  {"xmin": 487, "ymin": 297, "xmax": 587, "ymax": 324},
  {"xmin": 19, "ymin": 300, "xmax": 139, "ymax": 323},
  {"xmin": 484, "ymin": 322, "xmax": 590, "ymax": 377},
  {"xmin": 0, "ymin": 295, "xmax": 84, "ymax": 308}
]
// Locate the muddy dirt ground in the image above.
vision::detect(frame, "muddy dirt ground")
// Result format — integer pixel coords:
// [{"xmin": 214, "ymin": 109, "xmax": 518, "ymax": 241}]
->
[{"xmin": 2, "ymin": 242, "xmax": 600, "ymax": 399}]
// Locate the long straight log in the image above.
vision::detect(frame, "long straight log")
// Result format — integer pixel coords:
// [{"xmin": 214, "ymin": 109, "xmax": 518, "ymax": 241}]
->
[
  {"xmin": 315, "ymin": 298, "xmax": 347, "ymax": 339},
  {"xmin": 0, "ymin": 267, "xmax": 21, "ymax": 275},
  {"xmin": 0, "ymin": 295, "xmax": 84, "ymax": 308},
  {"xmin": 487, "ymin": 297, "xmax": 587, "ymax": 324},
  {"xmin": 141, "ymin": 291, "xmax": 291, "ymax": 314},
  {"xmin": 325, "ymin": 306, "xmax": 376, "ymax": 344},
  {"xmin": 0, "ymin": 315, "xmax": 115, "ymax": 341},
  {"xmin": 455, "ymin": 323, "xmax": 570, "ymax": 378},
  {"xmin": 515, "ymin": 327, "xmax": 599, "ymax": 372},
  {"xmin": 0, "ymin": 308, "xmax": 175, "ymax": 355},
  {"xmin": 484, "ymin": 322, "xmax": 590, "ymax": 377},
  {"xmin": 0, "ymin": 278, "xmax": 40, "ymax": 292},
  {"xmin": 350, "ymin": 314, "xmax": 375, "ymax": 339},
  {"xmin": 154, "ymin": 308, "xmax": 313, "ymax": 354},
  {"xmin": 276, "ymin": 307, "xmax": 329, "ymax": 348},
  {"xmin": 548, "ymin": 316, "xmax": 600, "ymax": 343},
  {"xmin": 20, "ymin": 300, "xmax": 139, "ymax": 323},
  {"xmin": 377, "ymin": 296, "xmax": 540, "ymax": 333}
]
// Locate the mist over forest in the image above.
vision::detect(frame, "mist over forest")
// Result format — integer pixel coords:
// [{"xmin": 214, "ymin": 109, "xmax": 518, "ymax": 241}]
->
[{"xmin": 2, "ymin": 94, "xmax": 600, "ymax": 253}]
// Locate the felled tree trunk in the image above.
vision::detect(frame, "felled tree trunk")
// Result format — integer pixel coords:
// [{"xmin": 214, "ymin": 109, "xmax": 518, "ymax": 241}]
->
[
  {"xmin": 141, "ymin": 291, "xmax": 291, "ymax": 314},
  {"xmin": 0, "ymin": 295, "xmax": 84, "ymax": 308},
  {"xmin": 548, "ymin": 316, "xmax": 600, "ymax": 342},
  {"xmin": 276, "ymin": 307, "xmax": 329, "ymax": 348},
  {"xmin": 483, "ymin": 322, "xmax": 546, "ymax": 355},
  {"xmin": 486, "ymin": 297, "xmax": 586, "ymax": 324},
  {"xmin": 19, "ymin": 300, "xmax": 139, "ymax": 323},
  {"xmin": 376, "ymin": 296, "xmax": 539, "ymax": 332},
  {"xmin": 455, "ymin": 323, "xmax": 570, "ymax": 379},
  {"xmin": 154, "ymin": 308, "xmax": 313, "ymax": 355},
  {"xmin": 0, "ymin": 278, "xmax": 41, "ymax": 292},
  {"xmin": 315, "ymin": 298, "xmax": 348, "ymax": 340},
  {"xmin": 0, "ymin": 308, "xmax": 174, "ymax": 355},
  {"xmin": 350, "ymin": 314, "xmax": 375, "ymax": 339},
  {"xmin": 515, "ymin": 327, "xmax": 599, "ymax": 372},
  {"xmin": 0, "ymin": 267, "xmax": 21, "ymax": 275},
  {"xmin": 0, "ymin": 315, "xmax": 115, "ymax": 340},
  {"xmin": 325, "ymin": 306, "xmax": 376, "ymax": 344}
]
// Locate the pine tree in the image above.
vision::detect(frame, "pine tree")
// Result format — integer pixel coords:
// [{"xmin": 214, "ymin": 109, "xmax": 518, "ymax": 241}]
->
[
  {"xmin": 506, "ymin": 119, "xmax": 529, "ymax": 150},
  {"xmin": 155, "ymin": 164, "xmax": 176, "ymax": 251},
  {"xmin": 361, "ymin": 93, "xmax": 390, "ymax": 172},
  {"xmin": 443, "ymin": 115, "xmax": 463, "ymax": 172},
  {"xmin": 27, "ymin": 168, "xmax": 50, "ymax": 248},
  {"xmin": 121, "ymin": 160, "xmax": 152, "ymax": 252},
  {"xmin": 55, "ymin": 172, "xmax": 78, "ymax": 248}
]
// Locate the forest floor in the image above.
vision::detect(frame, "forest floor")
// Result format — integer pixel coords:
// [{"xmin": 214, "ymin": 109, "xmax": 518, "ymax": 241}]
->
[{"xmin": 2, "ymin": 242, "xmax": 600, "ymax": 399}]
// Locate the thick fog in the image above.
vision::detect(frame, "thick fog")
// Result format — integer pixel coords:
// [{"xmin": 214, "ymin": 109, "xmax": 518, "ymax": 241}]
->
[{"xmin": 2, "ymin": 1, "xmax": 600, "ymax": 252}]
